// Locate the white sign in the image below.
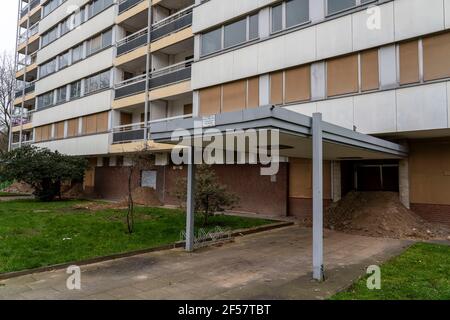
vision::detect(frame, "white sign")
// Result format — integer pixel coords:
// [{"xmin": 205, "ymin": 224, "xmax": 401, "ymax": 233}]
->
[
  {"xmin": 202, "ymin": 115, "xmax": 216, "ymax": 128},
  {"xmin": 141, "ymin": 170, "xmax": 157, "ymax": 189}
]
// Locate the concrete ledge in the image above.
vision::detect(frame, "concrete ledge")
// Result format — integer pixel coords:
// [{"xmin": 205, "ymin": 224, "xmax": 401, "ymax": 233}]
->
[{"xmin": 0, "ymin": 221, "xmax": 293, "ymax": 281}]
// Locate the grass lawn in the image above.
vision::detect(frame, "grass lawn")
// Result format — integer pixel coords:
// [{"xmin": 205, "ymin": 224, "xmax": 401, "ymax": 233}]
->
[
  {"xmin": 0, "ymin": 199, "xmax": 273, "ymax": 274},
  {"xmin": 332, "ymin": 243, "xmax": 450, "ymax": 300}
]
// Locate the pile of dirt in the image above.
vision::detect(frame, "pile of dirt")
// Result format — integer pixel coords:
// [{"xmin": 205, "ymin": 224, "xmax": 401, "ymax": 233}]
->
[
  {"xmin": 303, "ymin": 192, "xmax": 450, "ymax": 240},
  {"xmin": 62, "ymin": 183, "xmax": 84, "ymax": 199},
  {"xmin": 2, "ymin": 181, "xmax": 34, "ymax": 194}
]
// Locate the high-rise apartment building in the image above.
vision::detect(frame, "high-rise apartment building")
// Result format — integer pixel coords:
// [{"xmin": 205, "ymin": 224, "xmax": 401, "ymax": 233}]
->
[{"xmin": 11, "ymin": 0, "xmax": 450, "ymax": 225}]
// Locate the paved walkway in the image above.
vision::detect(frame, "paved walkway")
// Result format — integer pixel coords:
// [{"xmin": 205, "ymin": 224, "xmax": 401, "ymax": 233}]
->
[{"xmin": 0, "ymin": 226, "xmax": 410, "ymax": 300}]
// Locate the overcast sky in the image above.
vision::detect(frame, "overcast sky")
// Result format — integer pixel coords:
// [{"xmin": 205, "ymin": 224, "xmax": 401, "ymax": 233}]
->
[{"xmin": 0, "ymin": 0, "xmax": 19, "ymax": 54}]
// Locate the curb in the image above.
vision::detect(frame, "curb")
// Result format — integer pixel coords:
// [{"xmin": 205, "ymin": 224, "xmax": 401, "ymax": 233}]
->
[{"xmin": 0, "ymin": 221, "xmax": 294, "ymax": 281}]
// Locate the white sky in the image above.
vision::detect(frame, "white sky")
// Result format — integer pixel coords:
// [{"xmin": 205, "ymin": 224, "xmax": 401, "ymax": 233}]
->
[{"xmin": 0, "ymin": 0, "xmax": 20, "ymax": 54}]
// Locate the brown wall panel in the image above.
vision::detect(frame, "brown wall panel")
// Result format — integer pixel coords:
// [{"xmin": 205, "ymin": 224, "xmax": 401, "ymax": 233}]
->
[
  {"xmin": 199, "ymin": 85, "xmax": 221, "ymax": 116},
  {"xmin": 270, "ymin": 71, "xmax": 283, "ymax": 105},
  {"xmin": 222, "ymin": 80, "xmax": 247, "ymax": 112},
  {"xmin": 409, "ymin": 139, "xmax": 450, "ymax": 206},
  {"xmin": 289, "ymin": 158, "xmax": 331, "ymax": 199},
  {"xmin": 67, "ymin": 118, "xmax": 78, "ymax": 137},
  {"xmin": 54, "ymin": 121, "xmax": 65, "ymax": 139},
  {"xmin": 83, "ymin": 114, "xmax": 97, "ymax": 135},
  {"xmin": 360, "ymin": 49, "xmax": 379, "ymax": 91},
  {"xmin": 247, "ymin": 77, "xmax": 259, "ymax": 108},
  {"xmin": 96, "ymin": 112, "xmax": 108, "ymax": 133},
  {"xmin": 285, "ymin": 65, "xmax": 311, "ymax": 103},
  {"xmin": 399, "ymin": 40, "xmax": 420, "ymax": 85},
  {"xmin": 327, "ymin": 54, "xmax": 359, "ymax": 97},
  {"xmin": 423, "ymin": 32, "xmax": 450, "ymax": 81}
]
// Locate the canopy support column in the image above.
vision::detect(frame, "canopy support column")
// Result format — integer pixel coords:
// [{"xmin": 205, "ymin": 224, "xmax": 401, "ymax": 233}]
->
[
  {"xmin": 312, "ymin": 113, "xmax": 324, "ymax": 281},
  {"xmin": 185, "ymin": 146, "xmax": 196, "ymax": 252}
]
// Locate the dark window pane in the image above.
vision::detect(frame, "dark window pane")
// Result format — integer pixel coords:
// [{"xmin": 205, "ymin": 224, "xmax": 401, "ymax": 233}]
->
[
  {"xmin": 327, "ymin": 0, "xmax": 356, "ymax": 15},
  {"xmin": 272, "ymin": 4, "xmax": 283, "ymax": 33},
  {"xmin": 249, "ymin": 14, "xmax": 259, "ymax": 40},
  {"xmin": 224, "ymin": 18, "xmax": 247, "ymax": 48},
  {"xmin": 286, "ymin": 0, "xmax": 309, "ymax": 28},
  {"xmin": 201, "ymin": 28, "xmax": 222, "ymax": 56}
]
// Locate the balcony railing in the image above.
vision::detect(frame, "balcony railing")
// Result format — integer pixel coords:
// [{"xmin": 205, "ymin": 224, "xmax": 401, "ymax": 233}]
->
[
  {"xmin": 18, "ymin": 23, "xmax": 39, "ymax": 44},
  {"xmin": 114, "ymin": 59, "xmax": 193, "ymax": 99},
  {"xmin": 11, "ymin": 139, "xmax": 34, "ymax": 150},
  {"xmin": 112, "ymin": 114, "xmax": 193, "ymax": 143},
  {"xmin": 15, "ymin": 81, "xmax": 36, "ymax": 98},
  {"xmin": 118, "ymin": 0, "xmax": 144, "ymax": 14},
  {"xmin": 116, "ymin": 27, "xmax": 148, "ymax": 56},
  {"xmin": 151, "ymin": 6, "xmax": 193, "ymax": 42},
  {"xmin": 20, "ymin": 0, "xmax": 40, "ymax": 18},
  {"xmin": 11, "ymin": 112, "xmax": 33, "ymax": 127}
]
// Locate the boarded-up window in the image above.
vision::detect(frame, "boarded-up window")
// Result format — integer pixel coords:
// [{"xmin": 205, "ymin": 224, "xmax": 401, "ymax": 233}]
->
[
  {"xmin": 83, "ymin": 114, "xmax": 97, "ymax": 135},
  {"xmin": 285, "ymin": 65, "xmax": 311, "ymax": 103},
  {"xmin": 40, "ymin": 124, "xmax": 52, "ymax": 141},
  {"xmin": 34, "ymin": 127, "xmax": 42, "ymax": 142},
  {"xmin": 423, "ymin": 32, "xmax": 450, "ymax": 81},
  {"xmin": 67, "ymin": 118, "xmax": 79, "ymax": 137},
  {"xmin": 399, "ymin": 40, "xmax": 419, "ymax": 85},
  {"xmin": 270, "ymin": 71, "xmax": 283, "ymax": 105},
  {"xmin": 54, "ymin": 121, "xmax": 65, "ymax": 139},
  {"xmin": 199, "ymin": 86, "xmax": 221, "ymax": 116},
  {"xmin": 247, "ymin": 77, "xmax": 259, "ymax": 108},
  {"xmin": 96, "ymin": 112, "xmax": 108, "ymax": 133},
  {"xmin": 360, "ymin": 49, "xmax": 379, "ymax": 91},
  {"xmin": 222, "ymin": 80, "xmax": 247, "ymax": 112},
  {"xmin": 327, "ymin": 54, "xmax": 359, "ymax": 97}
]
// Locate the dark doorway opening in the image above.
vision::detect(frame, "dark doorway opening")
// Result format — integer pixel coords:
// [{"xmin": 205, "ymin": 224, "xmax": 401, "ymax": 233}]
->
[{"xmin": 341, "ymin": 160, "xmax": 399, "ymax": 194}]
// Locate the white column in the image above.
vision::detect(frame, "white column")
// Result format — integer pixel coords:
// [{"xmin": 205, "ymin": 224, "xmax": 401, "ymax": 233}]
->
[
  {"xmin": 186, "ymin": 146, "xmax": 196, "ymax": 252},
  {"xmin": 312, "ymin": 113, "xmax": 324, "ymax": 281}
]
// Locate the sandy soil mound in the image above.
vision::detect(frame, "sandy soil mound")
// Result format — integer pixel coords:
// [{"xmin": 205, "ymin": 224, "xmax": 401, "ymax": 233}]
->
[
  {"xmin": 130, "ymin": 187, "xmax": 162, "ymax": 207},
  {"xmin": 2, "ymin": 181, "xmax": 34, "ymax": 194},
  {"xmin": 302, "ymin": 192, "xmax": 450, "ymax": 240}
]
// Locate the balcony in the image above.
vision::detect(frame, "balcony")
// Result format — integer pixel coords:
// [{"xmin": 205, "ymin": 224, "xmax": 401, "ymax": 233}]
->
[
  {"xmin": 118, "ymin": 0, "xmax": 145, "ymax": 14},
  {"xmin": 112, "ymin": 114, "xmax": 192, "ymax": 144},
  {"xmin": 18, "ymin": 22, "xmax": 39, "ymax": 45},
  {"xmin": 150, "ymin": 5, "xmax": 193, "ymax": 42},
  {"xmin": 20, "ymin": 0, "xmax": 40, "ymax": 18},
  {"xmin": 114, "ymin": 59, "xmax": 193, "ymax": 100},
  {"xmin": 11, "ymin": 112, "xmax": 33, "ymax": 128},
  {"xmin": 15, "ymin": 81, "xmax": 36, "ymax": 99},
  {"xmin": 116, "ymin": 28, "xmax": 148, "ymax": 56}
]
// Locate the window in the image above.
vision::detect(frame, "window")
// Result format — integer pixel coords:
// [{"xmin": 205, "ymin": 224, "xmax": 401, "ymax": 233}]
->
[
  {"xmin": 327, "ymin": 0, "xmax": 374, "ymax": 15},
  {"xmin": 40, "ymin": 58, "xmax": 56, "ymax": 78},
  {"xmin": 72, "ymin": 44, "xmax": 83, "ymax": 63},
  {"xmin": 327, "ymin": 0, "xmax": 356, "ymax": 15},
  {"xmin": 224, "ymin": 18, "xmax": 247, "ymax": 49},
  {"xmin": 41, "ymin": 26, "xmax": 58, "ymax": 47},
  {"xmin": 87, "ymin": 34, "xmax": 102, "ymax": 55},
  {"xmin": 88, "ymin": 0, "xmax": 113, "ymax": 18},
  {"xmin": 70, "ymin": 80, "xmax": 81, "ymax": 99},
  {"xmin": 272, "ymin": 0, "xmax": 309, "ymax": 33},
  {"xmin": 43, "ymin": 0, "xmax": 66, "ymax": 17},
  {"xmin": 56, "ymin": 86, "xmax": 67, "ymax": 104},
  {"xmin": 271, "ymin": 4, "xmax": 283, "ymax": 33},
  {"xmin": 285, "ymin": 65, "xmax": 311, "ymax": 103},
  {"xmin": 85, "ymin": 70, "xmax": 110, "ymax": 94},
  {"xmin": 37, "ymin": 91, "xmax": 54, "ymax": 109},
  {"xmin": 87, "ymin": 29, "xmax": 112, "ymax": 56},
  {"xmin": 249, "ymin": 14, "xmax": 259, "ymax": 40},
  {"xmin": 286, "ymin": 0, "xmax": 309, "ymax": 28},
  {"xmin": 61, "ymin": 9, "xmax": 84, "ymax": 35},
  {"xmin": 67, "ymin": 118, "xmax": 79, "ymax": 137},
  {"xmin": 59, "ymin": 51, "xmax": 70, "ymax": 69},
  {"xmin": 270, "ymin": 71, "xmax": 283, "ymax": 104},
  {"xmin": 201, "ymin": 14, "xmax": 259, "ymax": 56},
  {"xmin": 82, "ymin": 112, "xmax": 108, "ymax": 135},
  {"xmin": 201, "ymin": 28, "xmax": 222, "ymax": 56}
]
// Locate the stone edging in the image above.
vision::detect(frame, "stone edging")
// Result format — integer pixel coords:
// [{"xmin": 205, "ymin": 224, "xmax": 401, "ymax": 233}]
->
[{"xmin": 0, "ymin": 221, "xmax": 294, "ymax": 281}]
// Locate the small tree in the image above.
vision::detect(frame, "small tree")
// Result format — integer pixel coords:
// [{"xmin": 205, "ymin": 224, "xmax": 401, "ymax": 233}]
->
[
  {"xmin": 0, "ymin": 52, "xmax": 15, "ymax": 153},
  {"xmin": 0, "ymin": 145, "xmax": 88, "ymax": 201},
  {"xmin": 175, "ymin": 165, "xmax": 239, "ymax": 226},
  {"xmin": 124, "ymin": 150, "xmax": 153, "ymax": 234}
]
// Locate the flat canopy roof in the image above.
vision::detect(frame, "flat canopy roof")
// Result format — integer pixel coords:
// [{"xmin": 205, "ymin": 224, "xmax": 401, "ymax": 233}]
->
[{"xmin": 150, "ymin": 106, "xmax": 408, "ymax": 160}]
